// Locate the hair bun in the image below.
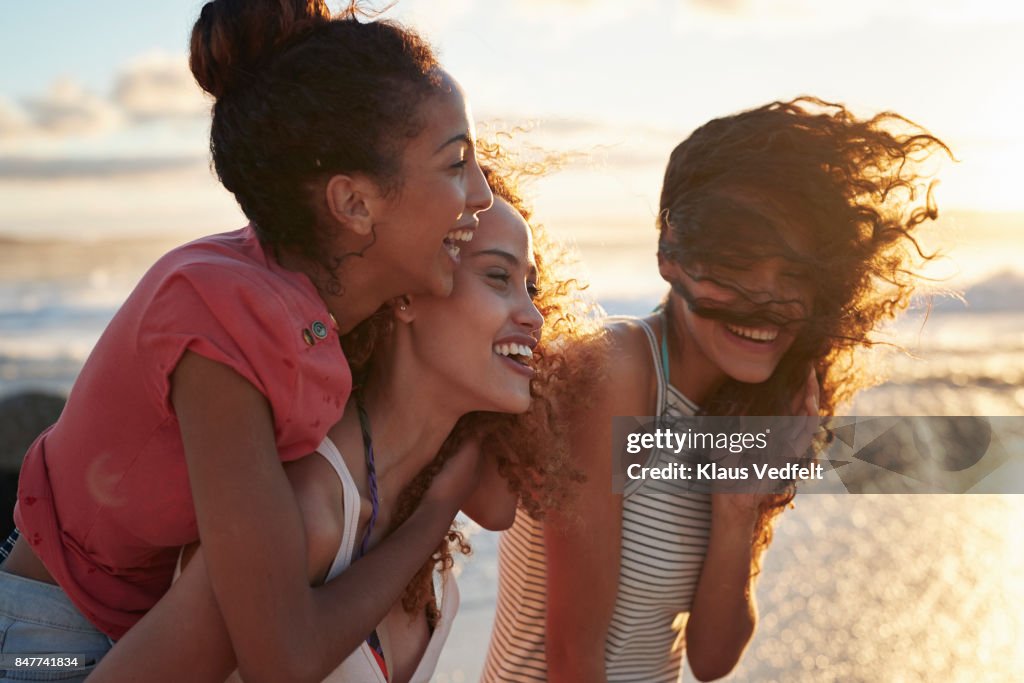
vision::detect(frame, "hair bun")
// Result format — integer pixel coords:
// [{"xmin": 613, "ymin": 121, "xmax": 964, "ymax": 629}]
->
[{"xmin": 190, "ymin": 0, "xmax": 331, "ymax": 98}]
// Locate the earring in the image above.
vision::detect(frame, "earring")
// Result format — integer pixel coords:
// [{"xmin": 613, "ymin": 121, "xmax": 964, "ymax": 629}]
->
[{"xmin": 399, "ymin": 304, "xmax": 408, "ymax": 311}]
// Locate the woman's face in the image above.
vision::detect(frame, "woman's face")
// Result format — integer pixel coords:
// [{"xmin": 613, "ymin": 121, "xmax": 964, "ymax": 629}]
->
[
  {"xmin": 365, "ymin": 71, "xmax": 494, "ymax": 299},
  {"xmin": 661, "ymin": 249, "xmax": 813, "ymax": 387},
  {"xmin": 406, "ymin": 197, "xmax": 543, "ymax": 414}
]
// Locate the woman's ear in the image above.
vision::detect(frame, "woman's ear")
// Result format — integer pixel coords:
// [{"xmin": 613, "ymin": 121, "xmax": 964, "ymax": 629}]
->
[
  {"xmin": 325, "ymin": 174, "xmax": 377, "ymax": 237},
  {"xmin": 392, "ymin": 295, "xmax": 416, "ymax": 323}
]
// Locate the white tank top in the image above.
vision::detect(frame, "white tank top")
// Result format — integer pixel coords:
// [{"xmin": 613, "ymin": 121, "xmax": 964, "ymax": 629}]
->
[
  {"xmin": 313, "ymin": 436, "xmax": 460, "ymax": 683},
  {"xmin": 180, "ymin": 437, "xmax": 460, "ymax": 683},
  {"xmin": 482, "ymin": 316, "xmax": 712, "ymax": 683}
]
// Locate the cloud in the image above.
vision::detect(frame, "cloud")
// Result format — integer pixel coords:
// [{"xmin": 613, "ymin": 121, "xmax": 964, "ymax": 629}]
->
[
  {"xmin": 0, "ymin": 154, "xmax": 206, "ymax": 181},
  {"xmin": 113, "ymin": 53, "xmax": 210, "ymax": 122},
  {"xmin": 20, "ymin": 79, "xmax": 121, "ymax": 137},
  {"xmin": 1, "ymin": 52, "xmax": 207, "ymax": 141},
  {"xmin": 672, "ymin": 0, "xmax": 1024, "ymax": 35}
]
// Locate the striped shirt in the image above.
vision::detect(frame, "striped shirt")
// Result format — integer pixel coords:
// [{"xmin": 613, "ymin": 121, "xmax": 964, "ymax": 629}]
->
[{"xmin": 483, "ymin": 317, "xmax": 712, "ymax": 682}]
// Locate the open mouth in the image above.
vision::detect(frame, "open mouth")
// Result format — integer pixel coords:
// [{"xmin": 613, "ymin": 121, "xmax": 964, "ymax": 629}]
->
[
  {"xmin": 725, "ymin": 323, "xmax": 779, "ymax": 344},
  {"xmin": 443, "ymin": 227, "xmax": 475, "ymax": 263},
  {"xmin": 493, "ymin": 343, "xmax": 534, "ymax": 366}
]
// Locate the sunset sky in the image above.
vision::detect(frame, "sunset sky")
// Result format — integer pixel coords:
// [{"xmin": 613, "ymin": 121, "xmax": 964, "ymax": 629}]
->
[{"xmin": 2, "ymin": 0, "xmax": 1022, "ymax": 298}]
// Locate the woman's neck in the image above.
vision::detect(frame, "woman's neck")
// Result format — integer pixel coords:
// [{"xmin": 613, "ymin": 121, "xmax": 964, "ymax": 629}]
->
[
  {"xmin": 355, "ymin": 353, "xmax": 465, "ymax": 488},
  {"xmin": 664, "ymin": 293, "xmax": 726, "ymax": 405},
  {"xmin": 276, "ymin": 249, "xmax": 397, "ymax": 335}
]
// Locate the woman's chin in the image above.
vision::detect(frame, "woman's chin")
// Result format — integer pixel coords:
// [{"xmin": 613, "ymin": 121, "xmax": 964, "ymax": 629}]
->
[{"xmin": 721, "ymin": 361, "xmax": 778, "ymax": 386}]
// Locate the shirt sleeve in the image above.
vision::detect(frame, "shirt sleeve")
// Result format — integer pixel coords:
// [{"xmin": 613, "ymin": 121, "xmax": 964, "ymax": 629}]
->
[{"xmin": 136, "ymin": 262, "xmax": 301, "ymax": 433}]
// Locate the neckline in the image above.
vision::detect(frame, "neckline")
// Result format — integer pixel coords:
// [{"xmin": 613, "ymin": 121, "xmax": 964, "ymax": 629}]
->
[{"xmin": 657, "ymin": 309, "xmax": 700, "ymax": 412}]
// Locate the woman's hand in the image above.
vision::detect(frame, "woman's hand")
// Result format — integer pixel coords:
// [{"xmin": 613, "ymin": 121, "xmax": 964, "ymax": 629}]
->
[
  {"xmin": 460, "ymin": 442, "xmax": 518, "ymax": 532},
  {"xmin": 422, "ymin": 437, "xmax": 484, "ymax": 513},
  {"xmin": 712, "ymin": 366, "xmax": 820, "ymax": 520}
]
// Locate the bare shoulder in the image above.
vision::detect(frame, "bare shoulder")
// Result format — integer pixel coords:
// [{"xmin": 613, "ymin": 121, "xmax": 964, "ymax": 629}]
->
[
  {"xmin": 283, "ymin": 453, "xmax": 346, "ymax": 585},
  {"xmin": 593, "ymin": 317, "xmax": 659, "ymax": 417}
]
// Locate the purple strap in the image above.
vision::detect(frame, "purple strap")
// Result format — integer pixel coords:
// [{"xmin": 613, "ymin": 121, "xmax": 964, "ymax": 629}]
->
[
  {"xmin": 354, "ymin": 398, "xmax": 386, "ymax": 668},
  {"xmin": 355, "ymin": 400, "xmax": 379, "ymax": 559}
]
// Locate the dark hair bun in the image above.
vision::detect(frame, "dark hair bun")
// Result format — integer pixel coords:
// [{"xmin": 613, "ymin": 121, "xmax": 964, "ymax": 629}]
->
[{"xmin": 190, "ymin": 0, "xmax": 331, "ymax": 98}]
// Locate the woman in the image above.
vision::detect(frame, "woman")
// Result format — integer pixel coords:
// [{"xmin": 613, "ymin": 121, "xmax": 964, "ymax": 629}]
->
[
  {"xmin": 0, "ymin": 2, "xmax": 494, "ymax": 680},
  {"xmin": 87, "ymin": 160, "xmax": 593, "ymax": 682},
  {"xmin": 484, "ymin": 97, "xmax": 952, "ymax": 682}
]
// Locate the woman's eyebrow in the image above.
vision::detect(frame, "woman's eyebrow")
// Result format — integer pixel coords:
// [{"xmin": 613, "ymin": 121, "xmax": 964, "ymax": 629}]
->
[
  {"xmin": 436, "ymin": 132, "xmax": 473, "ymax": 153},
  {"xmin": 470, "ymin": 248, "xmax": 519, "ymax": 266}
]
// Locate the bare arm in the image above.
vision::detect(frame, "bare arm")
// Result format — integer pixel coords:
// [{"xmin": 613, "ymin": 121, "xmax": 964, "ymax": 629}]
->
[
  {"xmin": 683, "ymin": 500, "xmax": 760, "ymax": 681},
  {"xmin": 544, "ymin": 323, "xmax": 650, "ymax": 683},
  {"xmin": 685, "ymin": 368, "xmax": 820, "ymax": 681},
  {"xmin": 89, "ymin": 352, "xmax": 475, "ymax": 683}
]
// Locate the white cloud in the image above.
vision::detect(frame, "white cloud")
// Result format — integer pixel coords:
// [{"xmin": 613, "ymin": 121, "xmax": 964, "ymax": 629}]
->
[
  {"xmin": 0, "ymin": 53, "xmax": 207, "ymax": 142},
  {"xmin": 113, "ymin": 53, "xmax": 209, "ymax": 122},
  {"xmin": 671, "ymin": 0, "xmax": 1024, "ymax": 36},
  {"xmin": 21, "ymin": 79, "xmax": 122, "ymax": 137}
]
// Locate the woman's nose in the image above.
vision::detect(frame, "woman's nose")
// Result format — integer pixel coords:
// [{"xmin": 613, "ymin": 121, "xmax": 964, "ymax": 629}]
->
[
  {"xmin": 516, "ymin": 296, "xmax": 544, "ymax": 338},
  {"xmin": 465, "ymin": 154, "xmax": 494, "ymax": 216}
]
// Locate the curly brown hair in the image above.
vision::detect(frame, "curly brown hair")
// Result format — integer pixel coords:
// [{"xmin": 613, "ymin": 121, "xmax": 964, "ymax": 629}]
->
[
  {"xmin": 190, "ymin": 0, "xmax": 442, "ymax": 288},
  {"xmin": 340, "ymin": 141, "xmax": 604, "ymax": 625},
  {"xmin": 656, "ymin": 96, "xmax": 952, "ymax": 571}
]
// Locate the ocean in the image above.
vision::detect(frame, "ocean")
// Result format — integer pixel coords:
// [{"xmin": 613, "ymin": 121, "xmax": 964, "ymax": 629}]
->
[{"xmin": 1, "ymin": 231, "xmax": 1022, "ymax": 681}]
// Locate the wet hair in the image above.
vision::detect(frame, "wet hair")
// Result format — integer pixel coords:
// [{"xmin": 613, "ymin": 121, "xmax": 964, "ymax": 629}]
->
[
  {"xmin": 340, "ymin": 142, "xmax": 604, "ymax": 625},
  {"xmin": 189, "ymin": 0, "xmax": 442, "ymax": 284},
  {"xmin": 657, "ymin": 96, "xmax": 952, "ymax": 571}
]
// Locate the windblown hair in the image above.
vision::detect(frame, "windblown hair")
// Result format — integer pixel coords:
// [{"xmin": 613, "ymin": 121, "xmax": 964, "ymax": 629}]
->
[
  {"xmin": 657, "ymin": 96, "xmax": 952, "ymax": 571},
  {"xmin": 190, "ymin": 0, "xmax": 441, "ymax": 286},
  {"xmin": 341, "ymin": 143, "xmax": 604, "ymax": 625}
]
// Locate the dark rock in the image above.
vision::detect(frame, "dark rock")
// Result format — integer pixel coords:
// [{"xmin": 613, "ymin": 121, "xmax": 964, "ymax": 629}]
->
[{"xmin": 0, "ymin": 392, "xmax": 66, "ymax": 537}]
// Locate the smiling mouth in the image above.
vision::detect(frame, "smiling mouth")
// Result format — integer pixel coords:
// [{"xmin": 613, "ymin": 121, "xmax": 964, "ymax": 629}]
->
[
  {"xmin": 443, "ymin": 227, "xmax": 475, "ymax": 261},
  {"xmin": 493, "ymin": 343, "xmax": 534, "ymax": 366},
  {"xmin": 725, "ymin": 323, "xmax": 779, "ymax": 344}
]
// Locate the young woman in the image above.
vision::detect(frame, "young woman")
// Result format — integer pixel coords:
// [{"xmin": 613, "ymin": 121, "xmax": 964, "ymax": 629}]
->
[
  {"xmin": 0, "ymin": 2, "xmax": 494, "ymax": 680},
  {"xmin": 87, "ymin": 162, "xmax": 593, "ymax": 683},
  {"xmin": 484, "ymin": 97, "xmax": 952, "ymax": 682}
]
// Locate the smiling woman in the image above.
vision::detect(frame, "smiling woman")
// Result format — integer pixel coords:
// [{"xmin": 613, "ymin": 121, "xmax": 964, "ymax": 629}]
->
[
  {"xmin": 0, "ymin": 1, "xmax": 503, "ymax": 681},
  {"xmin": 485, "ymin": 96, "xmax": 953, "ymax": 683},
  {"xmin": 78, "ymin": 156, "xmax": 598, "ymax": 683}
]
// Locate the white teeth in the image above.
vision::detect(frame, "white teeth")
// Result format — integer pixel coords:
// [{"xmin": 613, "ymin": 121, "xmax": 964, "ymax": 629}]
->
[
  {"xmin": 726, "ymin": 324, "xmax": 778, "ymax": 342},
  {"xmin": 493, "ymin": 343, "xmax": 534, "ymax": 360},
  {"xmin": 446, "ymin": 228, "xmax": 475, "ymax": 243}
]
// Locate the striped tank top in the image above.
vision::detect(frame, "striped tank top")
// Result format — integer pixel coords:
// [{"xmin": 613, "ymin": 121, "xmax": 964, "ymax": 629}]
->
[{"xmin": 483, "ymin": 316, "xmax": 712, "ymax": 682}]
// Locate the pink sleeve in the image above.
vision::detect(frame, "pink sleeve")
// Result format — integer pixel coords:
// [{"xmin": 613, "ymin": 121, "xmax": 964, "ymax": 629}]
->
[{"xmin": 137, "ymin": 263, "xmax": 301, "ymax": 432}]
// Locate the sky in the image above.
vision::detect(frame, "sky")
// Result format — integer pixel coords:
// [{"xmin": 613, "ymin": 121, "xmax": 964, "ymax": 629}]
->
[{"xmin": 1, "ymin": 0, "xmax": 1023, "ymax": 298}]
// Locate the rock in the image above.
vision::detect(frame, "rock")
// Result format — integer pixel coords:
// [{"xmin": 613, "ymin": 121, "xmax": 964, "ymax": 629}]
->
[{"xmin": 0, "ymin": 392, "xmax": 66, "ymax": 538}]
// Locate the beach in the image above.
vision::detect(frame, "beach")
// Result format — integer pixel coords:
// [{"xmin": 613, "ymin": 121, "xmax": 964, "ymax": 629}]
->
[{"xmin": 2, "ymin": 234, "xmax": 1023, "ymax": 681}]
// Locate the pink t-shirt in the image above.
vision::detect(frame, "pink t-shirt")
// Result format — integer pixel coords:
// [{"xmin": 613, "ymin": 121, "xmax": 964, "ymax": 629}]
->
[{"xmin": 14, "ymin": 226, "xmax": 351, "ymax": 639}]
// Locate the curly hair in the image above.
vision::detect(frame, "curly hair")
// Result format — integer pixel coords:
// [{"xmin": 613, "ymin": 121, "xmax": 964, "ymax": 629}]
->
[
  {"xmin": 340, "ymin": 142, "xmax": 604, "ymax": 626},
  {"xmin": 190, "ymin": 0, "xmax": 442, "ymax": 288},
  {"xmin": 656, "ymin": 96, "xmax": 952, "ymax": 572}
]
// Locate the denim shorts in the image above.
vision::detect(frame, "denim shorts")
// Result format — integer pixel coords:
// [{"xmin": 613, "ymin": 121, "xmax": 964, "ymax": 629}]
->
[{"xmin": 0, "ymin": 567, "xmax": 113, "ymax": 681}]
